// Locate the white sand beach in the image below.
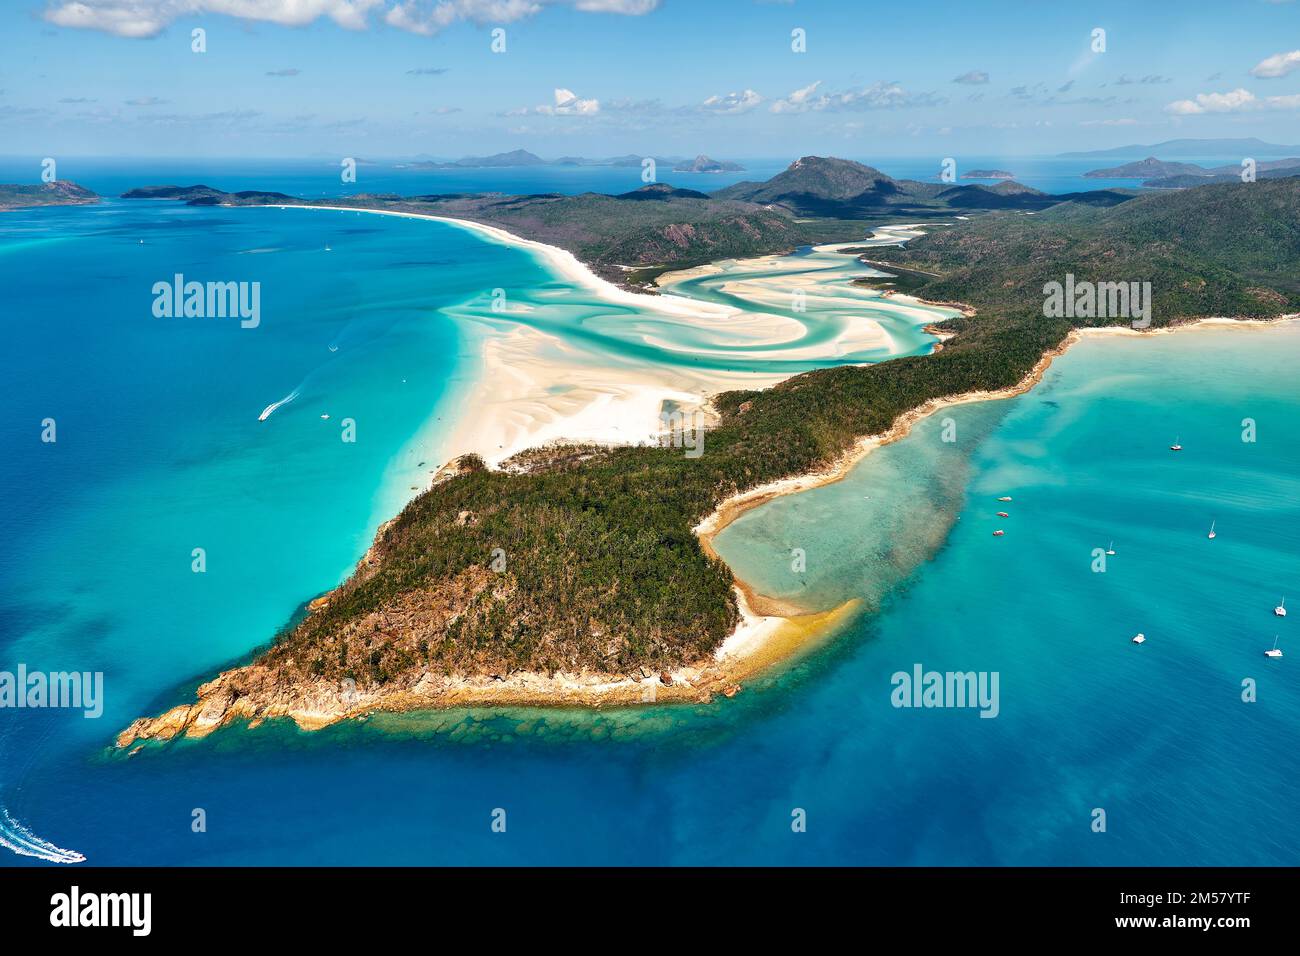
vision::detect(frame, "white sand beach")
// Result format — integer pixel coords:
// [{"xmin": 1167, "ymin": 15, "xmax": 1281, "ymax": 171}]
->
[{"xmin": 266, "ymin": 203, "xmax": 949, "ymax": 469}]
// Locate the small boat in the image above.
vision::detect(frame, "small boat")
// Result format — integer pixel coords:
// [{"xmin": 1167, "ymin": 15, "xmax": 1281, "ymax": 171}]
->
[
  {"xmin": 996, "ymin": 511, "xmax": 1009, "ymax": 518},
  {"xmin": 997, "ymin": 496, "xmax": 1013, "ymax": 502},
  {"xmin": 1131, "ymin": 633, "xmax": 1146, "ymax": 644},
  {"xmin": 1207, "ymin": 520, "xmax": 1216, "ymax": 540},
  {"xmin": 320, "ymin": 413, "xmax": 330, "ymax": 420},
  {"xmin": 992, "ymin": 530, "xmax": 1005, "ymax": 537},
  {"xmin": 1275, "ymin": 597, "xmax": 1287, "ymax": 618},
  {"xmin": 1265, "ymin": 637, "xmax": 1283, "ymax": 659},
  {"xmin": 1170, "ymin": 437, "xmax": 1183, "ymax": 451},
  {"xmin": 1105, "ymin": 540, "xmax": 1116, "ymax": 555},
  {"xmin": 325, "ymin": 245, "xmax": 332, "ymax": 252},
  {"xmin": 328, "ymin": 344, "xmax": 339, "ymax": 353}
]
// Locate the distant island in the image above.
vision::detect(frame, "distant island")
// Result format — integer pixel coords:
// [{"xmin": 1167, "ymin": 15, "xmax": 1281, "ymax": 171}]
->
[
  {"xmin": 1084, "ymin": 155, "xmax": 1300, "ymax": 188},
  {"xmin": 112, "ymin": 158, "xmax": 1300, "ymax": 745},
  {"xmin": 114, "ymin": 158, "xmax": 1126, "ymax": 289},
  {"xmin": 0, "ymin": 181, "xmax": 98, "ymax": 210},
  {"xmin": 1085, "ymin": 156, "xmax": 1224, "ymax": 179},
  {"xmin": 673, "ymin": 155, "xmax": 745, "ymax": 173},
  {"xmin": 1061, "ymin": 137, "xmax": 1300, "ymax": 159},
  {"xmin": 395, "ymin": 148, "xmax": 743, "ymax": 171},
  {"xmin": 960, "ymin": 169, "xmax": 1015, "ymax": 179}
]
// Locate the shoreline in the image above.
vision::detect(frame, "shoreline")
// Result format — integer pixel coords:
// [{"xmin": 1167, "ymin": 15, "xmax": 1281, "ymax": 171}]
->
[
  {"xmin": 697, "ymin": 312, "xmax": 1300, "ymax": 647},
  {"xmin": 114, "ymin": 314, "xmax": 1296, "ymax": 748},
  {"xmin": 118, "ymin": 205, "xmax": 1300, "ymax": 745},
  {"xmin": 267, "ymin": 203, "xmax": 927, "ymax": 469}
]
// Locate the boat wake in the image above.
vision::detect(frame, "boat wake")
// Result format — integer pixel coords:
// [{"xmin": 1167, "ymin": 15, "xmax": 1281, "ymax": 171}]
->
[
  {"xmin": 0, "ymin": 806, "xmax": 85, "ymax": 864},
  {"xmin": 258, "ymin": 388, "xmax": 300, "ymax": 422}
]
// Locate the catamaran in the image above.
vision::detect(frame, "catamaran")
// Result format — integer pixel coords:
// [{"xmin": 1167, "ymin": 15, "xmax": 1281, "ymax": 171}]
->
[
  {"xmin": 1276, "ymin": 597, "xmax": 1287, "ymax": 618},
  {"xmin": 1265, "ymin": 637, "xmax": 1283, "ymax": 659},
  {"xmin": 1170, "ymin": 437, "xmax": 1183, "ymax": 451},
  {"xmin": 1132, "ymin": 633, "xmax": 1146, "ymax": 644}
]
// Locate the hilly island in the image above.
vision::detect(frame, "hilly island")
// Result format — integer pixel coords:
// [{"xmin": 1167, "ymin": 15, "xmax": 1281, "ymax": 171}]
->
[{"xmin": 111, "ymin": 159, "xmax": 1300, "ymax": 746}]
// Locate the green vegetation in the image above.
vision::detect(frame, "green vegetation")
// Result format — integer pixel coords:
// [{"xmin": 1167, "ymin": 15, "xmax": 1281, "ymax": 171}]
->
[
  {"xmin": 0, "ymin": 181, "xmax": 98, "ymax": 209},
  {"xmin": 128, "ymin": 157, "xmax": 1134, "ymax": 289},
  {"xmin": 713, "ymin": 156, "xmax": 1130, "ymax": 218},
  {"xmin": 106, "ymin": 163, "xmax": 1300, "ymax": 696},
  {"xmin": 256, "ymin": 177, "xmax": 1300, "ymax": 688},
  {"xmin": 888, "ymin": 177, "xmax": 1300, "ymax": 318}
]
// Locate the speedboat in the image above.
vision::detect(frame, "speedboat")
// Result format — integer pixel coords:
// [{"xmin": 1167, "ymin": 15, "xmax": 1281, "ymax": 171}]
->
[{"xmin": 992, "ymin": 530, "xmax": 1005, "ymax": 537}]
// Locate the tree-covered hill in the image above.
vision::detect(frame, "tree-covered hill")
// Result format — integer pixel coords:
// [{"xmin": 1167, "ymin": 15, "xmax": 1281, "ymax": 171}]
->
[{"xmin": 886, "ymin": 177, "xmax": 1300, "ymax": 320}]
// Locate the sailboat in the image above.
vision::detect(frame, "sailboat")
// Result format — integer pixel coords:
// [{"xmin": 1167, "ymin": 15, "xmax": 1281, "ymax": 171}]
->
[
  {"xmin": 1131, "ymin": 632, "xmax": 1146, "ymax": 644},
  {"xmin": 1275, "ymin": 597, "xmax": 1287, "ymax": 618},
  {"xmin": 1207, "ymin": 520, "xmax": 1216, "ymax": 540},
  {"xmin": 1170, "ymin": 436, "xmax": 1183, "ymax": 451},
  {"xmin": 1265, "ymin": 636, "xmax": 1283, "ymax": 659},
  {"xmin": 1106, "ymin": 541, "xmax": 1116, "ymax": 555}
]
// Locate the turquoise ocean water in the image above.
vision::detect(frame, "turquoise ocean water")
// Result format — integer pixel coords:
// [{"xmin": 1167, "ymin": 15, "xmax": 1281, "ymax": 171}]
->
[{"xmin": 2, "ymin": 168, "xmax": 1298, "ymax": 865}]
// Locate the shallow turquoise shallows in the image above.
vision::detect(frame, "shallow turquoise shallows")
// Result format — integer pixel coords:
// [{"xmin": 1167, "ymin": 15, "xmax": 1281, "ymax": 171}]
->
[{"xmin": 2, "ymin": 183, "xmax": 1298, "ymax": 864}]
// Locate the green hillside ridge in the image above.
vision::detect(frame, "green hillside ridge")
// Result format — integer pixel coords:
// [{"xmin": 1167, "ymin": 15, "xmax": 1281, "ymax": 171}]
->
[{"xmin": 0, "ymin": 181, "xmax": 98, "ymax": 209}]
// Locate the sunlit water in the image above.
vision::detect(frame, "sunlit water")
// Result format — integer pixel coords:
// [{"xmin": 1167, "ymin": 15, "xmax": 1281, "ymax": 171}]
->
[
  {"xmin": 2, "ymin": 164, "xmax": 1297, "ymax": 864},
  {"xmin": 0, "ymin": 189, "xmax": 948, "ymax": 864}
]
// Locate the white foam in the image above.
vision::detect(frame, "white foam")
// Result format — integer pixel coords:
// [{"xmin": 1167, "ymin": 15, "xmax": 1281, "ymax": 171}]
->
[
  {"xmin": 0, "ymin": 806, "xmax": 85, "ymax": 864},
  {"xmin": 258, "ymin": 388, "xmax": 300, "ymax": 422}
]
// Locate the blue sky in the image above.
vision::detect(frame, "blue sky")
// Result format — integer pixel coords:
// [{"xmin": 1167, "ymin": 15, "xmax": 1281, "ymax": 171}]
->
[{"xmin": 1, "ymin": 0, "xmax": 1298, "ymax": 158}]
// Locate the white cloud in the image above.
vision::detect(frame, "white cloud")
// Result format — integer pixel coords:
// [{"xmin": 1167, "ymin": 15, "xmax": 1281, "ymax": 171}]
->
[
  {"xmin": 46, "ymin": 1, "xmax": 385, "ymax": 37},
  {"xmin": 700, "ymin": 89, "xmax": 762, "ymax": 114},
  {"xmin": 1250, "ymin": 49, "xmax": 1300, "ymax": 78},
  {"xmin": 535, "ymin": 87, "xmax": 599, "ymax": 115},
  {"xmin": 770, "ymin": 80, "xmax": 823, "ymax": 113},
  {"xmin": 770, "ymin": 80, "xmax": 940, "ymax": 113},
  {"xmin": 1165, "ymin": 87, "xmax": 1300, "ymax": 114},
  {"xmin": 952, "ymin": 70, "xmax": 989, "ymax": 85},
  {"xmin": 1079, "ymin": 118, "xmax": 1139, "ymax": 127},
  {"xmin": 43, "ymin": 0, "xmax": 658, "ymax": 38},
  {"xmin": 385, "ymin": 0, "xmax": 540, "ymax": 34}
]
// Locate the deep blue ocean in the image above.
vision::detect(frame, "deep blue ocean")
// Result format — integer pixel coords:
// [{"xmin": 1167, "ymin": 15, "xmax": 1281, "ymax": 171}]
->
[{"xmin": 2, "ymin": 159, "xmax": 1297, "ymax": 865}]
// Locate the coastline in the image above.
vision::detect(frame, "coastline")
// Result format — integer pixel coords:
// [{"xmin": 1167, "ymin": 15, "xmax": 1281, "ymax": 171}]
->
[
  {"xmin": 267, "ymin": 203, "xmax": 906, "ymax": 469},
  {"xmin": 698, "ymin": 312, "xmax": 1300, "ymax": 649},
  {"xmin": 114, "ymin": 314, "xmax": 1298, "ymax": 748},
  {"xmin": 117, "ymin": 204, "xmax": 1300, "ymax": 746}
]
